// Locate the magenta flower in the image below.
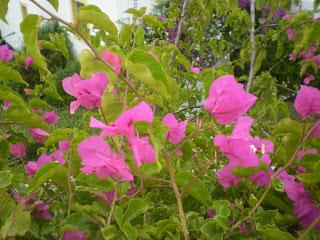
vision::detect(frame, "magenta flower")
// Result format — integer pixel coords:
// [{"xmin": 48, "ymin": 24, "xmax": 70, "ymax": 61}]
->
[
  {"xmin": 289, "ymin": 52, "xmax": 295, "ymax": 61},
  {"xmin": 51, "ymin": 140, "xmax": 70, "ymax": 165},
  {"xmin": 77, "ymin": 135, "xmax": 133, "ymax": 181},
  {"xmin": 278, "ymin": 171, "xmax": 320, "ymax": 229},
  {"xmin": 32, "ymin": 200, "xmax": 52, "ymax": 220},
  {"xmin": 24, "ymin": 56, "xmax": 33, "ymax": 70},
  {"xmin": 310, "ymin": 120, "xmax": 320, "ymax": 138},
  {"xmin": 0, "ymin": 44, "xmax": 14, "ymax": 62},
  {"xmin": 303, "ymin": 75, "xmax": 315, "ymax": 85},
  {"xmin": 282, "ymin": 14, "xmax": 292, "ymax": 20},
  {"xmin": 102, "ymin": 50, "xmax": 122, "ymax": 75},
  {"xmin": 204, "ymin": 75, "xmax": 257, "ymax": 125},
  {"xmin": 29, "ymin": 128, "xmax": 49, "ymax": 142},
  {"xmin": 90, "ymin": 101, "xmax": 153, "ymax": 138},
  {"xmin": 294, "ymin": 86, "xmax": 320, "ymax": 119},
  {"xmin": 162, "ymin": 113, "xmax": 187, "ymax": 144},
  {"xmin": 43, "ymin": 111, "xmax": 59, "ymax": 125},
  {"xmin": 63, "ymin": 230, "xmax": 88, "ymax": 240},
  {"xmin": 9, "ymin": 142, "xmax": 26, "ymax": 158},
  {"xmin": 207, "ymin": 209, "xmax": 216, "ymax": 218},
  {"xmin": 24, "ymin": 88, "xmax": 32, "ymax": 95},
  {"xmin": 130, "ymin": 136, "xmax": 156, "ymax": 167},
  {"xmin": 190, "ymin": 66, "xmax": 200, "ymax": 74},
  {"xmin": 2, "ymin": 101, "xmax": 12, "ymax": 111},
  {"xmin": 297, "ymin": 148, "xmax": 318, "ymax": 160},
  {"xmin": 216, "ymin": 162, "xmax": 241, "ymax": 189},
  {"xmin": 62, "ymin": 72, "xmax": 108, "ymax": 114},
  {"xmin": 24, "ymin": 161, "xmax": 38, "ymax": 177},
  {"xmin": 287, "ymin": 28, "xmax": 296, "ymax": 41}
]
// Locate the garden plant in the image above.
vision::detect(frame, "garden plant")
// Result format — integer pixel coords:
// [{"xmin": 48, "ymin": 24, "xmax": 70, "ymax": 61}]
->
[{"xmin": 0, "ymin": 0, "xmax": 320, "ymax": 239}]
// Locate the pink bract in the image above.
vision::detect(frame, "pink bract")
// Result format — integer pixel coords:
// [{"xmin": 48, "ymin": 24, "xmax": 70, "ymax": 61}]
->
[
  {"xmin": 203, "ymin": 75, "xmax": 257, "ymax": 125},
  {"xmin": 190, "ymin": 66, "xmax": 200, "ymax": 74},
  {"xmin": 294, "ymin": 85, "xmax": 320, "ymax": 119},
  {"xmin": 0, "ymin": 44, "xmax": 14, "ymax": 62},
  {"xmin": 162, "ymin": 113, "xmax": 187, "ymax": 144},
  {"xmin": 62, "ymin": 72, "xmax": 108, "ymax": 114},
  {"xmin": 63, "ymin": 230, "xmax": 88, "ymax": 240},
  {"xmin": 43, "ymin": 111, "xmax": 59, "ymax": 125},
  {"xmin": 24, "ymin": 56, "xmax": 33, "ymax": 69},
  {"xmin": 102, "ymin": 50, "xmax": 122, "ymax": 75},
  {"xmin": 77, "ymin": 135, "xmax": 133, "ymax": 181},
  {"xmin": 29, "ymin": 128, "xmax": 50, "ymax": 142},
  {"xmin": 2, "ymin": 101, "xmax": 12, "ymax": 111},
  {"xmin": 287, "ymin": 28, "xmax": 296, "ymax": 41},
  {"xmin": 303, "ymin": 75, "xmax": 315, "ymax": 85},
  {"xmin": 9, "ymin": 142, "xmax": 26, "ymax": 158},
  {"xmin": 130, "ymin": 136, "xmax": 156, "ymax": 167}
]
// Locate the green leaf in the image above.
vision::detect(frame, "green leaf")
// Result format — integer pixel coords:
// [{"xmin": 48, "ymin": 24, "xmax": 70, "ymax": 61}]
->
[
  {"xmin": 297, "ymin": 162, "xmax": 320, "ymax": 183},
  {"xmin": 101, "ymin": 92, "xmax": 123, "ymax": 123},
  {"xmin": 0, "ymin": 63, "xmax": 28, "ymax": 85},
  {"xmin": 175, "ymin": 172, "xmax": 212, "ymax": 207},
  {"xmin": 212, "ymin": 200, "xmax": 230, "ymax": 217},
  {"xmin": 46, "ymin": 0, "xmax": 59, "ymax": 11},
  {"xmin": 0, "ymin": 0, "xmax": 9, "ymax": 23},
  {"xmin": 28, "ymin": 162, "xmax": 68, "ymax": 193},
  {"xmin": 232, "ymin": 163, "xmax": 268, "ymax": 177},
  {"xmin": 119, "ymin": 24, "xmax": 133, "ymax": 49},
  {"xmin": 101, "ymin": 225, "xmax": 118, "ymax": 240},
  {"xmin": 1, "ymin": 204, "xmax": 31, "ymax": 238},
  {"xmin": 122, "ymin": 198, "xmax": 149, "ymax": 224},
  {"xmin": 77, "ymin": 5, "xmax": 118, "ymax": 35},
  {"xmin": 40, "ymin": 33, "xmax": 69, "ymax": 61},
  {"xmin": 0, "ymin": 85, "xmax": 27, "ymax": 107},
  {"xmin": 0, "ymin": 170, "xmax": 13, "ymax": 189},
  {"xmin": 79, "ymin": 50, "xmax": 117, "ymax": 86},
  {"xmin": 29, "ymin": 97, "xmax": 53, "ymax": 110},
  {"xmin": 122, "ymin": 222, "xmax": 138, "ymax": 240},
  {"xmin": 126, "ymin": 61, "xmax": 169, "ymax": 99},
  {"xmin": 125, "ymin": 7, "xmax": 146, "ymax": 18},
  {"xmin": 200, "ymin": 220, "xmax": 224, "ymax": 240},
  {"xmin": 113, "ymin": 205, "xmax": 123, "ymax": 227},
  {"xmin": 256, "ymin": 223, "xmax": 296, "ymax": 240},
  {"xmin": 20, "ymin": 14, "xmax": 47, "ymax": 70},
  {"xmin": 134, "ymin": 27, "xmax": 145, "ymax": 48},
  {"xmin": 3, "ymin": 104, "xmax": 48, "ymax": 129}
]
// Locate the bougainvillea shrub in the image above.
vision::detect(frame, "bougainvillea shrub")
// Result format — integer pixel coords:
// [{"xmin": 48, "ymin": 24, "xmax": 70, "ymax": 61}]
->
[{"xmin": 0, "ymin": 0, "xmax": 319, "ymax": 239}]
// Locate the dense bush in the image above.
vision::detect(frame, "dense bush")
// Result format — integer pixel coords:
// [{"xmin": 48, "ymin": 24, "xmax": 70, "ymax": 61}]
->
[{"xmin": 0, "ymin": 0, "xmax": 319, "ymax": 240}]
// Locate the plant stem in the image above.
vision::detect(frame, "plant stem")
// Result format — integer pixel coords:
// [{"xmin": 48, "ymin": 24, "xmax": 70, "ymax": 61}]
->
[
  {"xmin": 29, "ymin": 0, "xmax": 142, "ymax": 101},
  {"xmin": 163, "ymin": 150, "xmax": 190, "ymax": 240},
  {"xmin": 67, "ymin": 149, "xmax": 73, "ymax": 217},
  {"xmin": 107, "ymin": 181, "xmax": 118, "ymax": 226},
  {"xmin": 246, "ymin": 0, "xmax": 256, "ymax": 92},
  {"xmin": 298, "ymin": 215, "xmax": 320, "ymax": 240}
]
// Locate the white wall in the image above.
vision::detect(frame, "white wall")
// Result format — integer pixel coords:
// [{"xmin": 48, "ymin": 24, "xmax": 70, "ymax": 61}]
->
[{"xmin": 0, "ymin": 0, "xmax": 154, "ymax": 55}]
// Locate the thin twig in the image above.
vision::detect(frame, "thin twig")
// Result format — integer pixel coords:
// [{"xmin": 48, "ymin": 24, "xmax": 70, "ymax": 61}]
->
[
  {"xmin": 246, "ymin": 0, "xmax": 256, "ymax": 92},
  {"xmin": 67, "ymin": 149, "xmax": 73, "ymax": 217},
  {"xmin": 298, "ymin": 215, "xmax": 320, "ymax": 240},
  {"xmin": 163, "ymin": 150, "xmax": 190, "ymax": 240},
  {"xmin": 107, "ymin": 181, "xmax": 118, "ymax": 226}
]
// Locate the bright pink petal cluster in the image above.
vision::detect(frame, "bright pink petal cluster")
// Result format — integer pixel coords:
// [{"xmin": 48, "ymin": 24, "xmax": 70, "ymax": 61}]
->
[
  {"xmin": 2, "ymin": 101, "xmax": 12, "ymax": 111},
  {"xmin": 32, "ymin": 200, "xmax": 52, "ymax": 220},
  {"xmin": 204, "ymin": 75, "xmax": 257, "ymax": 124},
  {"xmin": 102, "ymin": 50, "xmax": 122, "ymax": 75},
  {"xmin": 62, "ymin": 72, "xmax": 108, "ymax": 114},
  {"xmin": 278, "ymin": 171, "xmax": 320, "ymax": 229},
  {"xmin": 190, "ymin": 66, "xmax": 200, "ymax": 74},
  {"xmin": 24, "ymin": 56, "xmax": 33, "ymax": 69},
  {"xmin": 287, "ymin": 28, "xmax": 296, "ymax": 41},
  {"xmin": 214, "ymin": 117, "xmax": 274, "ymax": 189},
  {"xmin": 9, "ymin": 142, "xmax": 26, "ymax": 158},
  {"xmin": 0, "ymin": 44, "xmax": 14, "ymax": 62},
  {"xmin": 294, "ymin": 85, "xmax": 320, "ymax": 119},
  {"xmin": 43, "ymin": 111, "xmax": 59, "ymax": 125},
  {"xmin": 90, "ymin": 102, "xmax": 156, "ymax": 167},
  {"xmin": 29, "ymin": 128, "xmax": 50, "ymax": 142},
  {"xmin": 303, "ymin": 75, "xmax": 315, "ymax": 85},
  {"xmin": 77, "ymin": 135, "xmax": 133, "ymax": 181},
  {"xmin": 162, "ymin": 113, "xmax": 187, "ymax": 144},
  {"xmin": 24, "ymin": 141, "xmax": 70, "ymax": 176}
]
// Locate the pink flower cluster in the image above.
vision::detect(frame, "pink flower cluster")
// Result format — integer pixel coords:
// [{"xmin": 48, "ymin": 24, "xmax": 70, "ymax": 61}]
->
[
  {"xmin": 0, "ymin": 44, "xmax": 14, "ymax": 62},
  {"xmin": 25, "ymin": 140, "xmax": 70, "ymax": 176},
  {"xmin": 62, "ymin": 72, "xmax": 108, "ymax": 114},
  {"xmin": 204, "ymin": 75, "xmax": 257, "ymax": 124},
  {"xmin": 294, "ymin": 85, "xmax": 320, "ymax": 119},
  {"xmin": 102, "ymin": 50, "xmax": 122, "ymax": 75},
  {"xmin": 14, "ymin": 193, "xmax": 52, "ymax": 220},
  {"xmin": 9, "ymin": 142, "xmax": 26, "ymax": 158},
  {"xmin": 162, "ymin": 113, "xmax": 187, "ymax": 144},
  {"xmin": 278, "ymin": 171, "xmax": 320, "ymax": 229}
]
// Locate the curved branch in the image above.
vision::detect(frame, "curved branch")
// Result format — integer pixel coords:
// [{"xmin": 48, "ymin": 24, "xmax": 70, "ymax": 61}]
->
[{"xmin": 246, "ymin": 0, "xmax": 256, "ymax": 92}]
